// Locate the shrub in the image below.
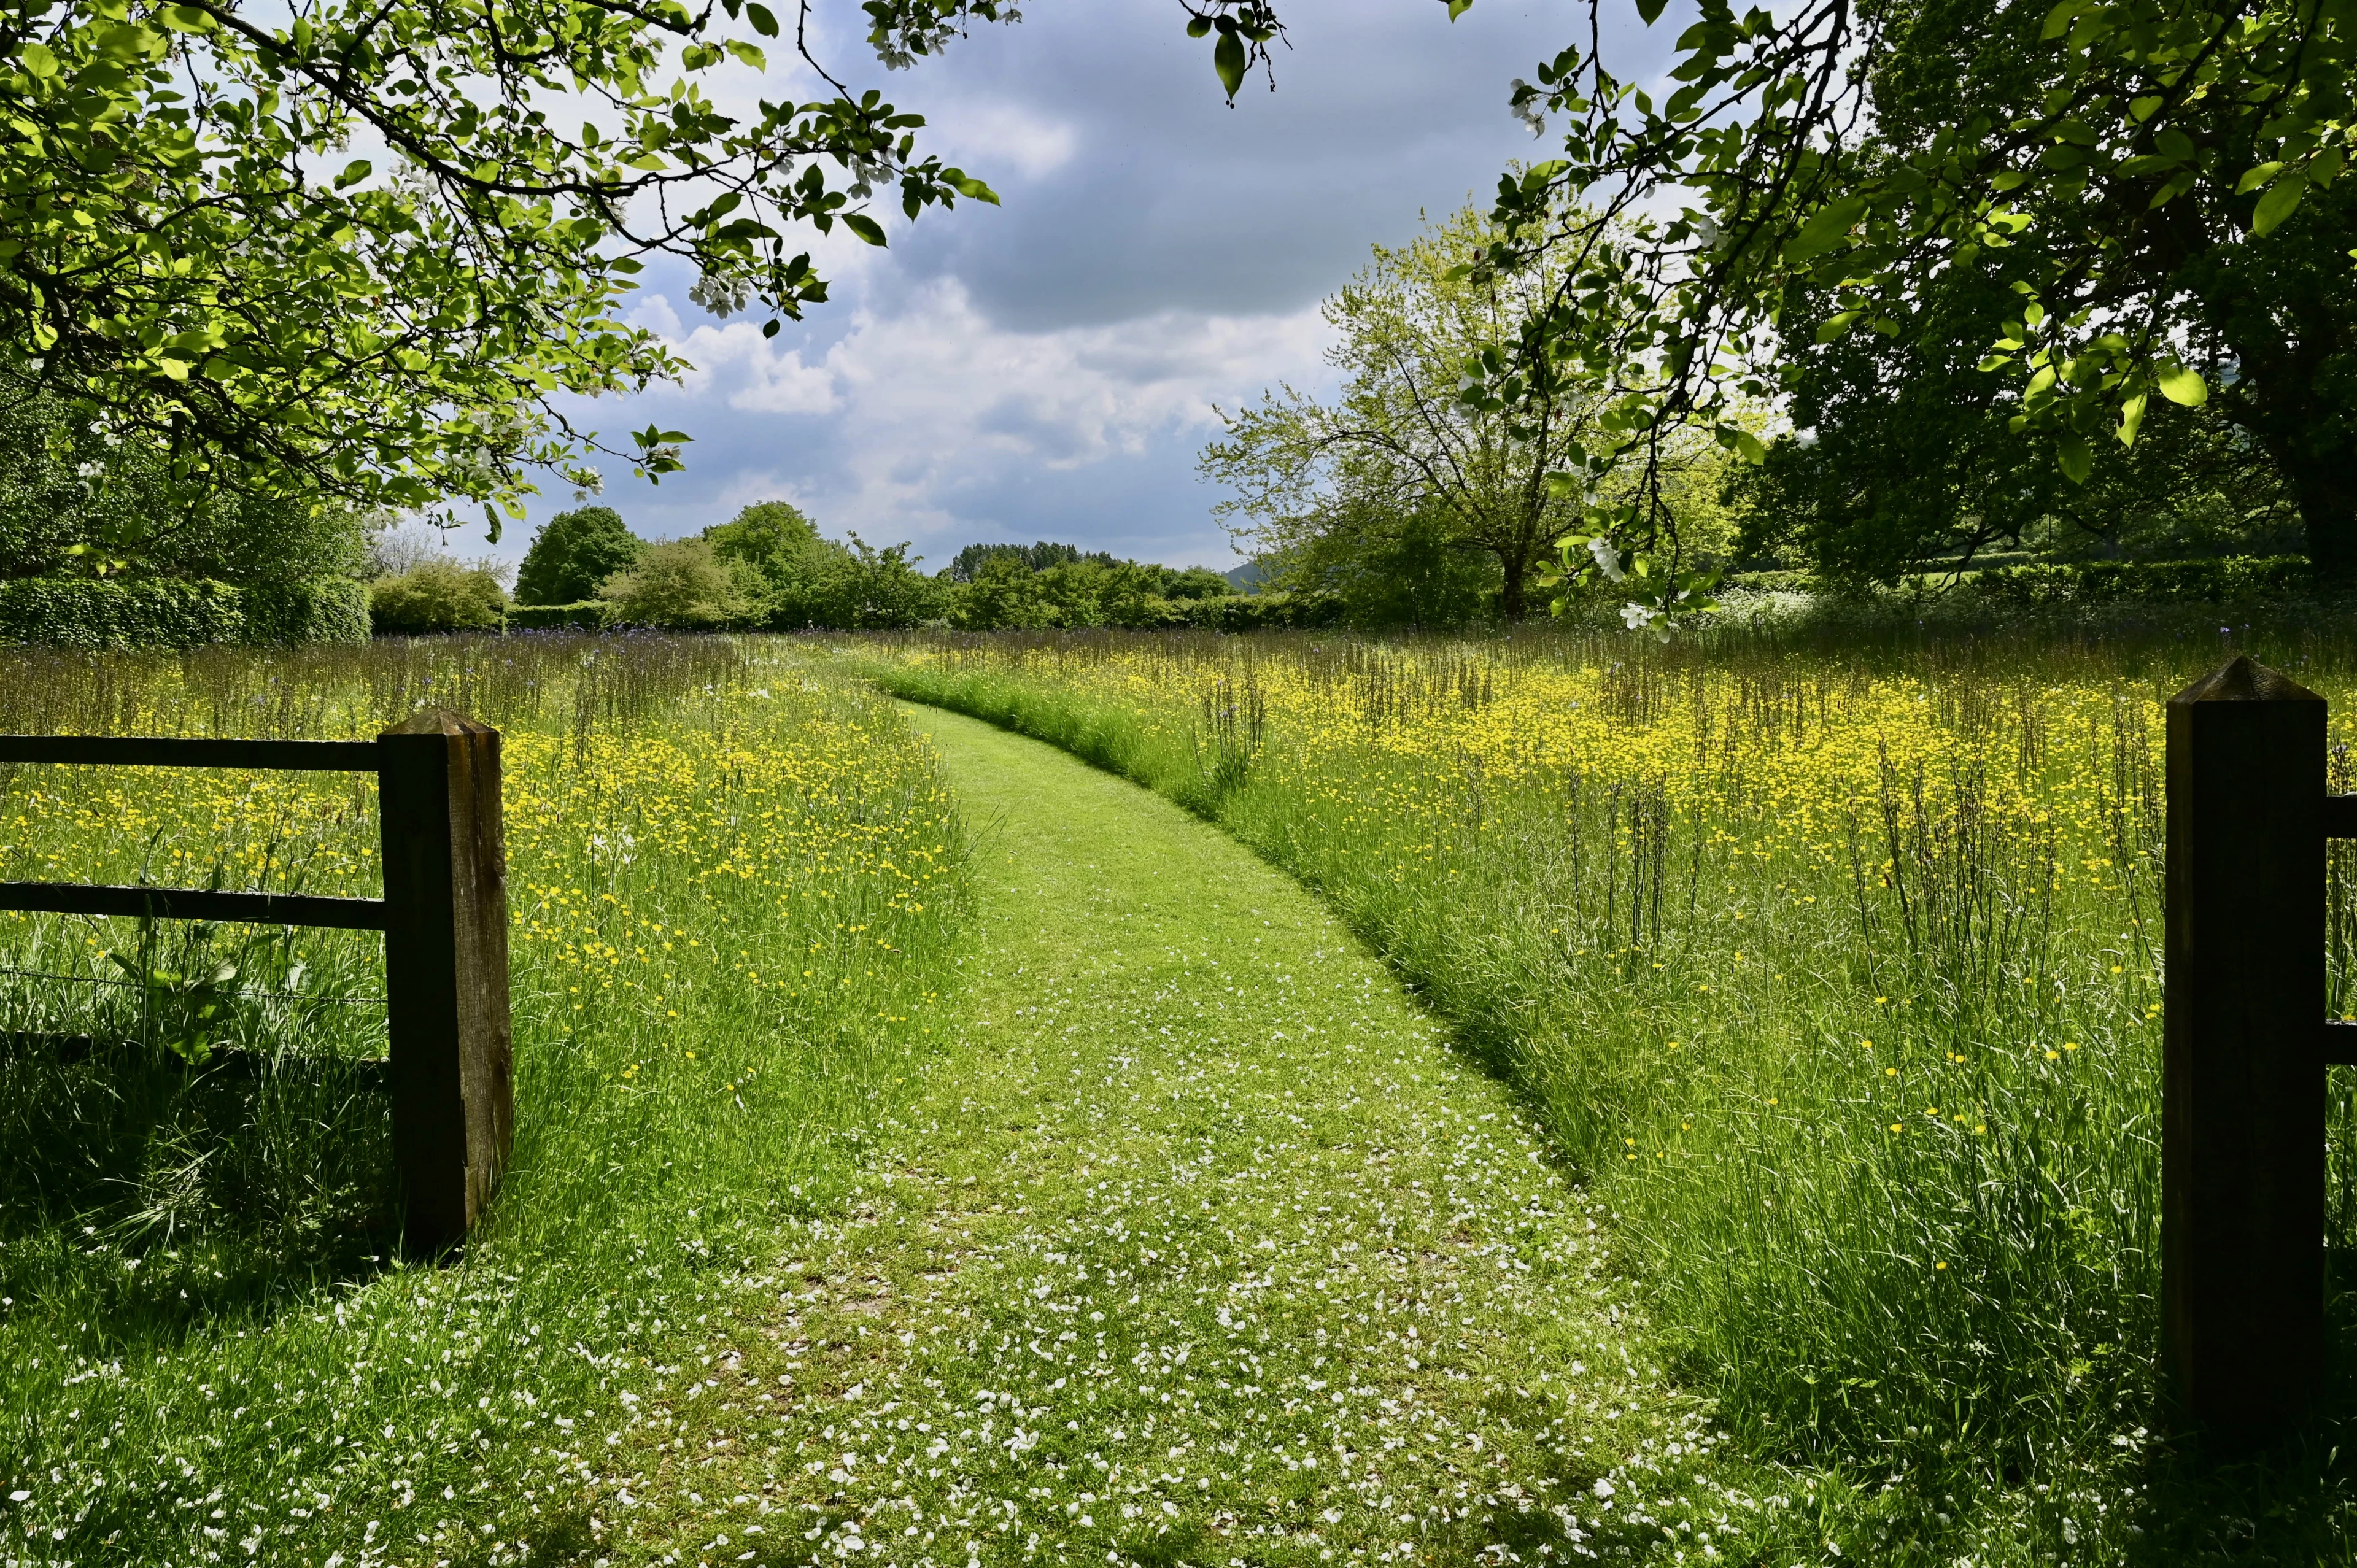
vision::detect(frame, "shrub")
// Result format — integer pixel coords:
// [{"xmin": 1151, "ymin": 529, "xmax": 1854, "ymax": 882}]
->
[
  {"xmin": 1970, "ymin": 554, "xmax": 2312, "ymax": 606},
  {"xmin": 600, "ymin": 539, "xmax": 754, "ymax": 629},
  {"xmin": 1169, "ymin": 591, "xmax": 1343, "ymax": 631},
  {"xmin": 0, "ymin": 577, "xmax": 247, "ymax": 649},
  {"xmin": 370, "ymin": 561, "xmax": 508, "ymax": 634},
  {"xmin": 515, "ymin": 506, "xmax": 644, "ymax": 605},
  {"xmin": 0, "ymin": 385, "xmax": 371, "ymax": 587}
]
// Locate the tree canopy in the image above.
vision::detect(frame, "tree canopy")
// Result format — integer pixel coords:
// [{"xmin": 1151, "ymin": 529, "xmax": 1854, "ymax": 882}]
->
[
  {"xmin": 0, "ymin": 382, "xmax": 366, "ymax": 583},
  {"xmin": 1, "ymin": 0, "xmax": 999, "ymax": 526},
  {"xmin": 515, "ymin": 504, "xmax": 644, "ymax": 605},
  {"xmin": 1204, "ymin": 201, "xmax": 1736, "ymax": 623}
]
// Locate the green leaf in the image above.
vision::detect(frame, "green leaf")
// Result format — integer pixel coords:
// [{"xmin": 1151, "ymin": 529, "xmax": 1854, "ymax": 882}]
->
[
  {"xmin": 333, "ymin": 158, "xmax": 373, "ymax": 190},
  {"xmin": 1213, "ymin": 29, "xmax": 1247, "ymax": 99},
  {"xmin": 18, "ymin": 42, "xmax": 58, "ymax": 77},
  {"xmin": 2236, "ymin": 161, "xmax": 2285, "ymax": 195},
  {"xmin": 1445, "ymin": 0, "xmax": 1473, "ymax": 17},
  {"xmin": 1186, "ymin": 15, "xmax": 1210, "ymax": 36},
  {"xmin": 1731, "ymin": 427, "xmax": 1767, "ymax": 463},
  {"xmin": 2156, "ymin": 361, "xmax": 2207, "ymax": 406},
  {"xmin": 841, "ymin": 212, "xmax": 888, "ymax": 245},
  {"xmin": 2040, "ymin": 0, "xmax": 2086, "ymax": 40},
  {"xmin": 746, "ymin": 2, "xmax": 778, "ymax": 34},
  {"xmin": 1784, "ymin": 195, "xmax": 1868, "ymax": 263},
  {"xmin": 2056, "ymin": 431, "xmax": 2092, "ymax": 484},
  {"xmin": 2252, "ymin": 172, "xmax": 2306, "ymax": 234},
  {"xmin": 2116, "ymin": 392, "xmax": 2147, "ymax": 446},
  {"xmin": 1635, "ymin": 0, "xmax": 1668, "ymax": 22},
  {"xmin": 1815, "ymin": 311, "xmax": 1859, "ymax": 343}
]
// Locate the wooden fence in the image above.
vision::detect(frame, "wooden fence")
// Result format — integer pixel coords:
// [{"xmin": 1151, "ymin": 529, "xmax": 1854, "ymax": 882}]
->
[
  {"xmin": 0, "ymin": 709, "xmax": 512, "ymax": 1253},
  {"xmin": 2169, "ymin": 655, "xmax": 2357, "ymax": 1448}
]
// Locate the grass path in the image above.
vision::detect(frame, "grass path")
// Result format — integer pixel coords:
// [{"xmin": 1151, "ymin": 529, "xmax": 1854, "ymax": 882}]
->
[{"xmin": 606, "ymin": 706, "xmax": 1761, "ymax": 1567}]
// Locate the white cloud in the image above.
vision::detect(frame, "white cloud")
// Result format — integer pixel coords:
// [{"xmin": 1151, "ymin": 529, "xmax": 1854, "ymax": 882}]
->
[
  {"xmin": 622, "ymin": 276, "xmax": 1328, "ymax": 549},
  {"xmin": 932, "ymin": 99, "xmax": 1081, "ymax": 181},
  {"xmin": 629, "ymin": 296, "xmax": 842, "ymax": 415}
]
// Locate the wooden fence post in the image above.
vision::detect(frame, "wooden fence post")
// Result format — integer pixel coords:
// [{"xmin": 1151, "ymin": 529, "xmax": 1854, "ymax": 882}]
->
[
  {"xmin": 377, "ymin": 709, "xmax": 514, "ymax": 1253},
  {"xmin": 2165, "ymin": 655, "xmax": 2326, "ymax": 1445}
]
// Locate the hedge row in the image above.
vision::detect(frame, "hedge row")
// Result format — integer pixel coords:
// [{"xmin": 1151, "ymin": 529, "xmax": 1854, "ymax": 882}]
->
[
  {"xmin": 0, "ymin": 576, "xmax": 370, "ymax": 650},
  {"xmin": 489, "ymin": 590, "xmax": 1344, "ymax": 634},
  {"xmin": 1967, "ymin": 554, "xmax": 2313, "ymax": 605},
  {"xmin": 503, "ymin": 600, "xmax": 613, "ymax": 631},
  {"xmin": 1110, "ymin": 591, "xmax": 1341, "ymax": 632}
]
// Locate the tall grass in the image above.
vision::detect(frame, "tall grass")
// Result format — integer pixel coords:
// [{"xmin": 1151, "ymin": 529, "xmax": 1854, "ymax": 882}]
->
[
  {"xmin": 859, "ymin": 621, "xmax": 2357, "ymax": 1561},
  {"xmin": 0, "ymin": 633, "xmax": 971, "ymax": 1565}
]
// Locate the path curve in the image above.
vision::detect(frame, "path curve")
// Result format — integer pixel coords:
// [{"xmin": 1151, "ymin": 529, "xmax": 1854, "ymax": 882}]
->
[{"xmin": 629, "ymin": 706, "xmax": 1712, "ymax": 1567}]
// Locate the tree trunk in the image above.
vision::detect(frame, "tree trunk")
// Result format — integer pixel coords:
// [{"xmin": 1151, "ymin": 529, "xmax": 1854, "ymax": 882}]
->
[
  {"xmin": 1499, "ymin": 549, "xmax": 1528, "ymax": 620},
  {"xmin": 2281, "ymin": 445, "xmax": 2357, "ymax": 589}
]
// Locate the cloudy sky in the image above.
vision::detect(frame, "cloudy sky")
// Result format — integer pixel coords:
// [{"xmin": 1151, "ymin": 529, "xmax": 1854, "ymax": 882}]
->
[{"xmin": 497, "ymin": 0, "xmax": 1671, "ymax": 574}]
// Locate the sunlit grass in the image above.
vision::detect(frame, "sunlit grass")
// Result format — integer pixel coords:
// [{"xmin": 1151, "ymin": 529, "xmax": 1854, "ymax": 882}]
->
[
  {"xmin": 0, "ymin": 634, "xmax": 973, "ymax": 1566},
  {"xmin": 859, "ymin": 622, "xmax": 2357, "ymax": 1562}
]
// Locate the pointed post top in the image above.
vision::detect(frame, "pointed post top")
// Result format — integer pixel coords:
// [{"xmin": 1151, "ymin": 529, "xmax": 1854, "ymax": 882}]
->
[{"xmin": 2170, "ymin": 654, "xmax": 2323, "ymax": 707}]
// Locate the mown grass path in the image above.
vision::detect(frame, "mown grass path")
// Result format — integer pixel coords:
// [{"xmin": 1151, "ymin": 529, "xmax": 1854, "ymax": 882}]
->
[{"xmin": 610, "ymin": 707, "xmax": 1752, "ymax": 1567}]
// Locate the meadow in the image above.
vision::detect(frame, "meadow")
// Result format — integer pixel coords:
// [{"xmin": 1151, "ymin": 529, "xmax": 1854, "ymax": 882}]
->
[
  {"xmin": 10, "ymin": 617, "xmax": 2357, "ymax": 1567},
  {"xmin": 0, "ymin": 634, "xmax": 970, "ymax": 1566},
  {"xmin": 862, "ymin": 617, "xmax": 2357, "ymax": 1562}
]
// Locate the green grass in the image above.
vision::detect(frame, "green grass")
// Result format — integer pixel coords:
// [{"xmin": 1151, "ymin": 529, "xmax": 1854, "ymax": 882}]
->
[
  {"xmin": 856, "ymin": 625, "xmax": 2357, "ymax": 1565},
  {"xmin": 584, "ymin": 705, "xmax": 1814, "ymax": 1566},
  {"xmin": 0, "ymin": 636, "xmax": 970, "ymax": 1566}
]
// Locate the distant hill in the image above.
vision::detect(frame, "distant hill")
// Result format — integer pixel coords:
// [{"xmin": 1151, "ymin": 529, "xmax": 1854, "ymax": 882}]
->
[{"xmin": 1224, "ymin": 562, "xmax": 1268, "ymax": 593}]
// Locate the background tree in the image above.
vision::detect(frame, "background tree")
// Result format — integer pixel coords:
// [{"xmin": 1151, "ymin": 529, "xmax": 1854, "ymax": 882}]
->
[
  {"xmin": 708, "ymin": 500, "xmax": 862, "ymax": 627},
  {"xmin": 818, "ymin": 536, "xmax": 940, "ymax": 629},
  {"xmin": 1204, "ymin": 201, "xmax": 1728, "ymax": 621},
  {"xmin": 1442, "ymin": 0, "xmax": 2357, "ymax": 605},
  {"xmin": 368, "ymin": 559, "xmax": 506, "ymax": 635},
  {"xmin": 600, "ymin": 538, "xmax": 755, "ymax": 629},
  {"xmin": 0, "ymin": 382, "xmax": 366, "ymax": 585},
  {"xmin": 1259, "ymin": 497, "xmax": 1498, "ymax": 629},
  {"xmin": 941, "ymin": 541, "xmax": 1120, "ymax": 582},
  {"xmin": 515, "ymin": 507, "xmax": 644, "ymax": 606}
]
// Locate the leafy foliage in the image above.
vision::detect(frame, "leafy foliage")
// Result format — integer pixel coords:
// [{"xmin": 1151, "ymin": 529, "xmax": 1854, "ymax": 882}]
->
[
  {"xmin": 515, "ymin": 507, "xmax": 646, "ymax": 607},
  {"xmin": 600, "ymin": 538, "xmax": 757, "ymax": 629},
  {"xmin": 1418, "ymin": 0, "xmax": 2357, "ymax": 602},
  {"xmin": 0, "ymin": 383, "xmax": 367, "ymax": 585},
  {"xmin": 368, "ymin": 559, "xmax": 507, "ymax": 634},
  {"xmin": 1731, "ymin": 253, "xmax": 2298, "ymax": 586},
  {"xmin": 1, "ymin": 0, "xmax": 999, "ymax": 520}
]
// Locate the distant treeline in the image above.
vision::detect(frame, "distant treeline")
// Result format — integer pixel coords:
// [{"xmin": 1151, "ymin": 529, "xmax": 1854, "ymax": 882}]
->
[{"xmin": 368, "ymin": 504, "xmax": 1328, "ymax": 635}]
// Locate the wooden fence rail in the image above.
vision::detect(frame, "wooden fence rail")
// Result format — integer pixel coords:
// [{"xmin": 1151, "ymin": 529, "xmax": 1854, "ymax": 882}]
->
[{"xmin": 0, "ymin": 709, "xmax": 512, "ymax": 1253}]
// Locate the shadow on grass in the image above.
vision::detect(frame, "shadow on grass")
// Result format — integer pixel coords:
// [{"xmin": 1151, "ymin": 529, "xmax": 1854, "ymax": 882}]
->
[
  {"xmin": 2121, "ymin": 1249, "xmax": 2357, "ymax": 1564},
  {"xmin": 0, "ymin": 1033, "xmax": 398, "ymax": 1348}
]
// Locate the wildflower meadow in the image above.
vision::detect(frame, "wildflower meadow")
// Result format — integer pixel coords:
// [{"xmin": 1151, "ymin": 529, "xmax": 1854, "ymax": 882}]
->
[
  {"xmin": 0, "ymin": 635, "xmax": 967, "ymax": 1564},
  {"xmin": 865, "ymin": 620, "xmax": 2357, "ymax": 1561},
  {"xmin": 6, "ymin": 621, "xmax": 2357, "ymax": 1567}
]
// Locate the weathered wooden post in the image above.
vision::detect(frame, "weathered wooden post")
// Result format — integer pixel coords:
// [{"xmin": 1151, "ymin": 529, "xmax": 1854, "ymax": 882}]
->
[
  {"xmin": 2165, "ymin": 655, "xmax": 2326, "ymax": 1445},
  {"xmin": 377, "ymin": 709, "xmax": 514, "ymax": 1253}
]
